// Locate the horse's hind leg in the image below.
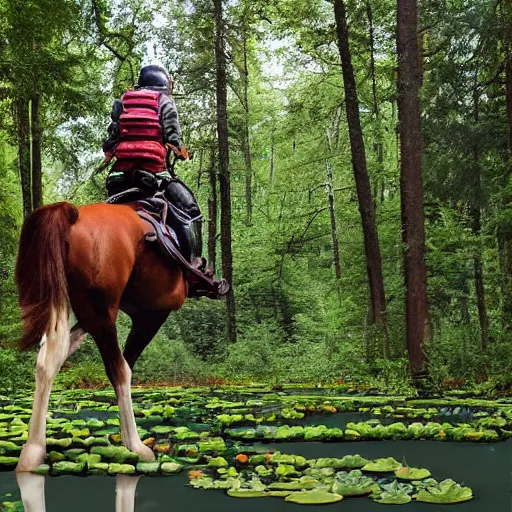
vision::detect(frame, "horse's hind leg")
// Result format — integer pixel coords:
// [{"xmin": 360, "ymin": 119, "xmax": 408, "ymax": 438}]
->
[
  {"xmin": 123, "ymin": 311, "xmax": 170, "ymax": 370},
  {"xmin": 17, "ymin": 308, "xmax": 70, "ymax": 472},
  {"xmin": 67, "ymin": 323, "xmax": 86, "ymax": 358},
  {"xmin": 77, "ymin": 301, "xmax": 154, "ymax": 462}
]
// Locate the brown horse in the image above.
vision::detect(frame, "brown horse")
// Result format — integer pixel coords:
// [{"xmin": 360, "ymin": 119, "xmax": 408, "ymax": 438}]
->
[{"xmin": 15, "ymin": 201, "xmax": 188, "ymax": 472}]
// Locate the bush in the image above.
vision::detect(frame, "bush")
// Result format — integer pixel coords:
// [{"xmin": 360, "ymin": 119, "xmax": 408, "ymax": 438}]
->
[
  {"xmin": 426, "ymin": 323, "xmax": 487, "ymax": 385},
  {"xmin": 134, "ymin": 332, "xmax": 209, "ymax": 384},
  {"xmin": 0, "ymin": 348, "xmax": 36, "ymax": 393},
  {"xmin": 55, "ymin": 361, "xmax": 108, "ymax": 389}
]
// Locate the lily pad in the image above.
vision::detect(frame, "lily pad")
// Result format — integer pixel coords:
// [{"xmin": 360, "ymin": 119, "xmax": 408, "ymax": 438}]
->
[
  {"xmin": 414, "ymin": 479, "xmax": 473, "ymax": 504},
  {"xmin": 362, "ymin": 457, "xmax": 401, "ymax": 472},
  {"xmin": 0, "ymin": 457, "xmax": 18, "ymax": 469},
  {"xmin": 90, "ymin": 446, "xmax": 139, "ymax": 464},
  {"xmin": 395, "ymin": 466, "xmax": 431, "ymax": 480},
  {"xmin": 52, "ymin": 461, "xmax": 85, "ymax": 475},
  {"xmin": 284, "ymin": 490, "xmax": 343, "ymax": 505},
  {"xmin": 136, "ymin": 461, "xmax": 161, "ymax": 474},
  {"xmin": 372, "ymin": 480, "xmax": 413, "ymax": 505},
  {"xmin": 227, "ymin": 489, "xmax": 267, "ymax": 498},
  {"xmin": 161, "ymin": 462, "xmax": 183, "ymax": 474},
  {"xmin": 331, "ymin": 470, "xmax": 377, "ymax": 496},
  {"xmin": 32, "ymin": 464, "xmax": 50, "ymax": 475},
  {"xmin": 267, "ymin": 490, "xmax": 292, "ymax": 497},
  {"xmin": 107, "ymin": 463, "xmax": 136, "ymax": 475}
]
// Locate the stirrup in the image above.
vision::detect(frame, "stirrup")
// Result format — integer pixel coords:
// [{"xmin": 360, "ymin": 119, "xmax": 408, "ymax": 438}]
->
[{"xmin": 187, "ymin": 275, "xmax": 229, "ymax": 299}]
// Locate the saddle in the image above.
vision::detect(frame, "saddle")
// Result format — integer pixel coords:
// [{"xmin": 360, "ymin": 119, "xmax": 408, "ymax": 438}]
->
[{"xmin": 107, "ymin": 187, "xmax": 228, "ymax": 299}]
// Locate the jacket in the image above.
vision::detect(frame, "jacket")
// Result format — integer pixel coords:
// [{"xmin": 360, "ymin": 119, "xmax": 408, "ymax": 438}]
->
[{"xmin": 103, "ymin": 91, "xmax": 182, "ymax": 156}]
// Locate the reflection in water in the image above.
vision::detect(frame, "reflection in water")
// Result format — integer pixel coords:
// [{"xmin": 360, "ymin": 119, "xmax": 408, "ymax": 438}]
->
[{"xmin": 16, "ymin": 473, "xmax": 141, "ymax": 512}]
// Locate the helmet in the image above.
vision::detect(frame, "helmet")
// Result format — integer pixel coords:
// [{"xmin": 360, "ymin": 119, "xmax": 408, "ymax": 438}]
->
[{"xmin": 136, "ymin": 64, "xmax": 172, "ymax": 93}]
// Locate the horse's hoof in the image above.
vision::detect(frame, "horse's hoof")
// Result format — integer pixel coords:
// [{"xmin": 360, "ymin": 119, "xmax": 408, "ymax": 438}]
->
[
  {"xmin": 136, "ymin": 444, "xmax": 155, "ymax": 462},
  {"xmin": 16, "ymin": 444, "xmax": 46, "ymax": 473}
]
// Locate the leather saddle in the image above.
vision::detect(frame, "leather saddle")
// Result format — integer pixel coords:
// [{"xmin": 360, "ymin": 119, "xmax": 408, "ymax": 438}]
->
[{"xmin": 106, "ymin": 188, "xmax": 228, "ymax": 299}]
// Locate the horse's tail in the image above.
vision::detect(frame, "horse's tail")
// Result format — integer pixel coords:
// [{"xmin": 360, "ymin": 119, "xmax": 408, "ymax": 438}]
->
[{"xmin": 15, "ymin": 202, "xmax": 79, "ymax": 351}]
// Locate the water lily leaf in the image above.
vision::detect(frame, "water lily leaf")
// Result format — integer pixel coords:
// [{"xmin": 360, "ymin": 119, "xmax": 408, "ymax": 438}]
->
[
  {"xmin": 275, "ymin": 464, "xmax": 299, "ymax": 478},
  {"xmin": 414, "ymin": 479, "xmax": 473, "ymax": 504},
  {"xmin": 85, "ymin": 418, "xmax": 105, "ymax": 429},
  {"xmin": 331, "ymin": 470, "xmax": 377, "ymax": 496},
  {"xmin": 150, "ymin": 425, "xmax": 173, "ymax": 435},
  {"xmin": 255, "ymin": 465, "xmax": 273, "ymax": 476},
  {"xmin": 84, "ymin": 436, "xmax": 110, "ymax": 448},
  {"xmin": 161, "ymin": 462, "xmax": 183, "ymax": 473},
  {"xmin": 395, "ymin": 466, "xmax": 431, "ymax": 480},
  {"xmin": 94, "ymin": 427, "xmax": 119, "ymax": 436},
  {"xmin": 208, "ymin": 457, "xmax": 228, "ymax": 467},
  {"xmin": 0, "ymin": 456, "xmax": 18, "ymax": 469},
  {"xmin": 285, "ymin": 490, "xmax": 343, "ymax": 505},
  {"xmin": 268, "ymin": 482, "xmax": 304, "ymax": 491},
  {"xmin": 362, "ymin": 457, "xmax": 401, "ymax": 472},
  {"xmin": 373, "ymin": 492, "xmax": 412, "ymax": 504},
  {"xmin": 52, "ymin": 461, "xmax": 85, "ymax": 475},
  {"xmin": 32, "ymin": 464, "xmax": 50, "ymax": 475},
  {"xmin": 90, "ymin": 446, "xmax": 139, "ymax": 464},
  {"xmin": 198, "ymin": 437, "xmax": 226, "ymax": 453},
  {"xmin": 136, "ymin": 461, "xmax": 161, "ymax": 474},
  {"xmin": 107, "ymin": 463, "xmax": 136, "ymax": 475},
  {"xmin": 267, "ymin": 490, "xmax": 292, "ymax": 497},
  {"xmin": 411, "ymin": 478, "xmax": 438, "ymax": 490},
  {"xmin": 46, "ymin": 437, "xmax": 72, "ymax": 449},
  {"xmin": 310, "ymin": 454, "xmax": 369, "ymax": 469},
  {"xmin": 63, "ymin": 448, "xmax": 86, "ymax": 461},
  {"xmin": 227, "ymin": 489, "xmax": 266, "ymax": 498}
]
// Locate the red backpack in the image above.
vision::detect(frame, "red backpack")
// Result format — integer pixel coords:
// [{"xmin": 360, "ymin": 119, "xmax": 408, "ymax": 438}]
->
[{"xmin": 113, "ymin": 90, "xmax": 166, "ymax": 173}]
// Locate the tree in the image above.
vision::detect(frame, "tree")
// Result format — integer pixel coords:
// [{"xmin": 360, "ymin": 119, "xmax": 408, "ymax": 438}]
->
[
  {"xmin": 215, "ymin": 0, "xmax": 236, "ymax": 342},
  {"xmin": 333, "ymin": 0, "xmax": 390, "ymax": 357},
  {"xmin": 397, "ymin": 0, "xmax": 430, "ymax": 380}
]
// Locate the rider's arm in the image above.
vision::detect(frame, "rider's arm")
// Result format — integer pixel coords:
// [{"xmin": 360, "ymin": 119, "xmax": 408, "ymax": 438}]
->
[
  {"xmin": 102, "ymin": 99, "xmax": 123, "ymax": 154},
  {"xmin": 159, "ymin": 94, "xmax": 182, "ymax": 149}
]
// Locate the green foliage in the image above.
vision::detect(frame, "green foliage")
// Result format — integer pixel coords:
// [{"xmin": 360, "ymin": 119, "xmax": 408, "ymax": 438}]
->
[{"xmin": 0, "ymin": 349, "xmax": 35, "ymax": 393}]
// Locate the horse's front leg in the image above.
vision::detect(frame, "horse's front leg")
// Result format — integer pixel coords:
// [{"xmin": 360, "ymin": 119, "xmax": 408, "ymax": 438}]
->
[
  {"xmin": 17, "ymin": 308, "xmax": 70, "ymax": 472},
  {"xmin": 90, "ymin": 314, "xmax": 154, "ymax": 462}
]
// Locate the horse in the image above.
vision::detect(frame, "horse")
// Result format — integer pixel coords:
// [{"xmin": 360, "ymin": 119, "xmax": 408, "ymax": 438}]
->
[{"xmin": 15, "ymin": 201, "xmax": 189, "ymax": 472}]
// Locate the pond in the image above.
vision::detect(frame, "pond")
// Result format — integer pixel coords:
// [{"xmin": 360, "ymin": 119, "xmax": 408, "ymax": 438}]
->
[
  {"xmin": 1, "ymin": 440, "xmax": 510, "ymax": 511},
  {"xmin": 0, "ymin": 387, "xmax": 511, "ymax": 510}
]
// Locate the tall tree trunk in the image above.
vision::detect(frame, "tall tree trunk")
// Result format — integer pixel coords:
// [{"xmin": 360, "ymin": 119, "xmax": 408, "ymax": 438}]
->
[
  {"xmin": 472, "ymin": 206, "xmax": 489, "ymax": 350},
  {"xmin": 367, "ymin": 0, "xmax": 384, "ymax": 203},
  {"xmin": 333, "ymin": 0, "xmax": 390, "ymax": 358},
  {"xmin": 16, "ymin": 97, "xmax": 32, "ymax": 219},
  {"xmin": 471, "ymin": 78, "xmax": 489, "ymax": 353},
  {"xmin": 196, "ymin": 148, "xmax": 204, "ymax": 192},
  {"xmin": 208, "ymin": 142, "xmax": 218, "ymax": 274},
  {"xmin": 397, "ymin": 0, "xmax": 430, "ymax": 379},
  {"xmin": 242, "ymin": 31, "xmax": 253, "ymax": 227},
  {"xmin": 31, "ymin": 94, "xmax": 43, "ymax": 210},
  {"xmin": 500, "ymin": 42, "xmax": 512, "ymax": 335},
  {"xmin": 325, "ymin": 159, "xmax": 342, "ymax": 281},
  {"xmin": 215, "ymin": 0, "xmax": 236, "ymax": 342}
]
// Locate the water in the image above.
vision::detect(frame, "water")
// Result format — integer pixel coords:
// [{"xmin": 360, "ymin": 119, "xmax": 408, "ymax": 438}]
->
[{"xmin": 1, "ymin": 440, "xmax": 511, "ymax": 511}]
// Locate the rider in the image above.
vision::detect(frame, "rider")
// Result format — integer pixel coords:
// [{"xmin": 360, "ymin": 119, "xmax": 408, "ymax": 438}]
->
[{"xmin": 102, "ymin": 64, "xmax": 224, "ymax": 298}]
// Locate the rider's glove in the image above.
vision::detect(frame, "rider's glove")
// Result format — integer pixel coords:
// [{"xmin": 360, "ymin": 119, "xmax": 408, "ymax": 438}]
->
[{"xmin": 166, "ymin": 144, "xmax": 190, "ymax": 162}]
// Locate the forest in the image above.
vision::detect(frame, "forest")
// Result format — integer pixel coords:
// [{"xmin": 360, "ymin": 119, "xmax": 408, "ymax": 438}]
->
[{"xmin": 0, "ymin": 0, "xmax": 512, "ymax": 395}]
